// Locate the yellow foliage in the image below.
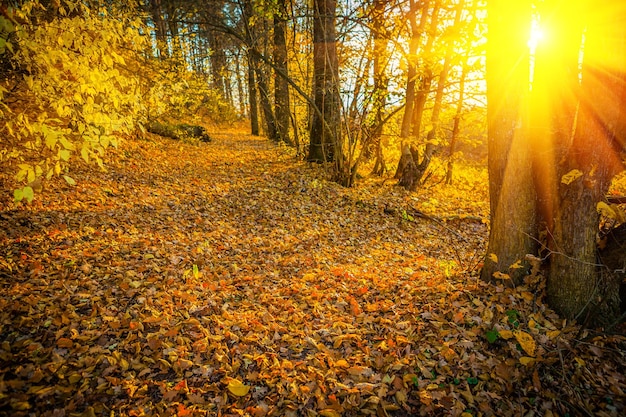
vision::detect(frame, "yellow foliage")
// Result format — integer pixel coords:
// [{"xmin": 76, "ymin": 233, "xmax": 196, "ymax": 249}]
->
[{"xmin": 1, "ymin": 1, "xmax": 145, "ymax": 202}]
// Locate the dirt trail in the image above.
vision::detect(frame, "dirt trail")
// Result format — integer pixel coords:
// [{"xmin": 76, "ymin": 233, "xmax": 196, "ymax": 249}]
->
[{"xmin": 1, "ymin": 132, "xmax": 621, "ymax": 417}]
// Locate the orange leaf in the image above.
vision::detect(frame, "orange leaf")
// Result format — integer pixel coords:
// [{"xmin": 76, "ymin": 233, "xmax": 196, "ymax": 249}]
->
[
  {"xmin": 57, "ymin": 337, "xmax": 73, "ymax": 348},
  {"xmin": 174, "ymin": 379, "xmax": 188, "ymax": 391},
  {"xmin": 177, "ymin": 404, "xmax": 193, "ymax": 417}
]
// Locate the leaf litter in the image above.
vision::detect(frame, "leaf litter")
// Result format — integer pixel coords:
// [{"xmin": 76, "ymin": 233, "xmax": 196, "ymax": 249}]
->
[{"xmin": 0, "ymin": 131, "xmax": 624, "ymax": 416}]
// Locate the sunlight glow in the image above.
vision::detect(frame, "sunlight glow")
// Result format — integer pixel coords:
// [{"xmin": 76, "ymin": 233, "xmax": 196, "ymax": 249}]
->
[{"xmin": 527, "ymin": 19, "xmax": 544, "ymax": 53}]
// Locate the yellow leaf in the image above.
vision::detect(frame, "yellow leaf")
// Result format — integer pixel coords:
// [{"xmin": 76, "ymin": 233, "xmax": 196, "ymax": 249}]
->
[
  {"xmin": 561, "ymin": 169, "xmax": 582, "ymax": 185},
  {"xmin": 514, "ymin": 331, "xmax": 536, "ymax": 356},
  {"xmin": 519, "ymin": 357, "xmax": 536, "ymax": 366},
  {"xmin": 402, "ymin": 373, "xmax": 418, "ymax": 384},
  {"xmin": 227, "ymin": 379, "xmax": 250, "ymax": 397},
  {"xmin": 319, "ymin": 410, "xmax": 341, "ymax": 417},
  {"xmin": 547, "ymin": 330, "xmax": 561, "ymax": 340},
  {"xmin": 488, "ymin": 253, "xmax": 498, "ymax": 263},
  {"xmin": 335, "ymin": 359, "xmax": 349, "ymax": 368},
  {"xmin": 492, "ymin": 271, "xmax": 510, "ymax": 280},
  {"xmin": 499, "ymin": 330, "xmax": 513, "ymax": 340},
  {"xmin": 395, "ymin": 389, "xmax": 407, "ymax": 403},
  {"xmin": 597, "ymin": 201, "xmax": 616, "ymax": 219},
  {"xmin": 68, "ymin": 373, "xmax": 82, "ymax": 384},
  {"xmin": 509, "ymin": 259, "xmax": 523, "ymax": 269}
]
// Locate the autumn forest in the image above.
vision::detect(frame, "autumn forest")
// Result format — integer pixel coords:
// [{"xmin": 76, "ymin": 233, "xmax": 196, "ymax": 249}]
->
[{"xmin": 0, "ymin": 0, "xmax": 625, "ymax": 416}]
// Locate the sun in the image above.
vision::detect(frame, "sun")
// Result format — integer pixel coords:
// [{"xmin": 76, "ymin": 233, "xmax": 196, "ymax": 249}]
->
[{"xmin": 527, "ymin": 18, "xmax": 545, "ymax": 52}]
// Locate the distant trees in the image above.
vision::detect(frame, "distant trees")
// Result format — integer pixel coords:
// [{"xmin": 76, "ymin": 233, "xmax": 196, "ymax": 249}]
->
[{"xmin": 134, "ymin": 0, "xmax": 487, "ymax": 189}]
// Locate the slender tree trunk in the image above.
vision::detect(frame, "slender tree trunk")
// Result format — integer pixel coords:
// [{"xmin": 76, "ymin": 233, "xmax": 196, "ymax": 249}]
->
[
  {"xmin": 400, "ymin": 0, "xmax": 430, "ymax": 139},
  {"xmin": 166, "ymin": 6, "xmax": 182, "ymax": 61},
  {"xmin": 149, "ymin": 0, "xmax": 169, "ymax": 59},
  {"xmin": 274, "ymin": 0, "xmax": 292, "ymax": 145},
  {"xmin": 395, "ymin": 0, "xmax": 431, "ymax": 181},
  {"xmin": 481, "ymin": 0, "xmax": 536, "ymax": 284},
  {"xmin": 206, "ymin": 29, "xmax": 228, "ymax": 98},
  {"xmin": 308, "ymin": 0, "xmax": 341, "ymax": 164},
  {"xmin": 255, "ymin": 60, "xmax": 278, "ymax": 141},
  {"xmin": 421, "ymin": 1, "xmax": 462, "ymax": 180},
  {"xmin": 369, "ymin": 0, "xmax": 391, "ymax": 176},
  {"xmin": 411, "ymin": 68, "xmax": 433, "ymax": 138},
  {"xmin": 398, "ymin": 0, "xmax": 447, "ymax": 190},
  {"xmin": 247, "ymin": 52, "xmax": 259, "ymax": 135},
  {"xmin": 446, "ymin": 55, "xmax": 470, "ymax": 185},
  {"xmin": 234, "ymin": 51, "xmax": 247, "ymax": 117}
]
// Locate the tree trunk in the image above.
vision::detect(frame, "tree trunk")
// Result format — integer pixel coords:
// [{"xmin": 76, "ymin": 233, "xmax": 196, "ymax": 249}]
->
[
  {"xmin": 207, "ymin": 29, "xmax": 228, "ymax": 98},
  {"xmin": 400, "ymin": 0, "xmax": 430, "ymax": 139},
  {"xmin": 446, "ymin": 54, "xmax": 469, "ymax": 185},
  {"xmin": 598, "ymin": 223, "xmax": 626, "ymax": 317},
  {"xmin": 234, "ymin": 50, "xmax": 247, "ymax": 117},
  {"xmin": 254, "ymin": 59, "xmax": 278, "ymax": 141},
  {"xmin": 308, "ymin": 0, "xmax": 341, "ymax": 163},
  {"xmin": 399, "ymin": 0, "xmax": 456, "ymax": 191},
  {"xmin": 545, "ymin": 0, "xmax": 626, "ymax": 323},
  {"xmin": 411, "ymin": 68, "xmax": 433, "ymax": 138},
  {"xmin": 481, "ymin": 0, "xmax": 536, "ymax": 284},
  {"xmin": 247, "ymin": 52, "xmax": 259, "ymax": 135},
  {"xmin": 166, "ymin": 5, "xmax": 182, "ymax": 61},
  {"xmin": 148, "ymin": 0, "xmax": 169, "ymax": 59},
  {"xmin": 273, "ymin": 0, "xmax": 292, "ymax": 145},
  {"xmin": 410, "ymin": 2, "xmax": 440, "ymax": 138}
]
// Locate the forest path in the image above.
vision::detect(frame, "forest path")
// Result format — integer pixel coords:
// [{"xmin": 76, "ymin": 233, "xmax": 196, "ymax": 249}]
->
[{"xmin": 0, "ymin": 131, "xmax": 587, "ymax": 417}]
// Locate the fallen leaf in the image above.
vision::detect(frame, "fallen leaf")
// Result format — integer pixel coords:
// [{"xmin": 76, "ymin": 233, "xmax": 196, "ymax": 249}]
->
[
  {"xmin": 514, "ymin": 331, "xmax": 536, "ymax": 356},
  {"xmin": 227, "ymin": 379, "xmax": 250, "ymax": 397}
]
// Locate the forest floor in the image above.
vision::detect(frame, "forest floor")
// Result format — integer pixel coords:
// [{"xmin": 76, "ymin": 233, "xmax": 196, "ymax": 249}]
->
[{"xmin": 0, "ymin": 129, "xmax": 624, "ymax": 417}]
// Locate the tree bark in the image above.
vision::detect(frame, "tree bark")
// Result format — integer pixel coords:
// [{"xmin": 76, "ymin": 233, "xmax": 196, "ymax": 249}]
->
[
  {"xmin": 544, "ymin": 0, "xmax": 626, "ymax": 322},
  {"xmin": 308, "ymin": 0, "xmax": 341, "ymax": 163},
  {"xmin": 247, "ymin": 52, "xmax": 259, "ymax": 135},
  {"xmin": 368, "ymin": 0, "xmax": 391, "ymax": 176},
  {"xmin": 206, "ymin": 29, "xmax": 228, "ymax": 99},
  {"xmin": 400, "ymin": 0, "xmax": 430, "ymax": 139},
  {"xmin": 481, "ymin": 0, "xmax": 537, "ymax": 284},
  {"xmin": 274, "ymin": 0, "xmax": 292, "ymax": 145},
  {"xmin": 254, "ymin": 56, "xmax": 279, "ymax": 141},
  {"xmin": 148, "ymin": 0, "xmax": 169, "ymax": 59},
  {"xmin": 446, "ymin": 54, "xmax": 470, "ymax": 185}
]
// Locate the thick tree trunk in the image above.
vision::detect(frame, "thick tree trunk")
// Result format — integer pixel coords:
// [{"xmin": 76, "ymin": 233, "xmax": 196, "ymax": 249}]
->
[
  {"xmin": 274, "ymin": 0, "xmax": 292, "ymax": 145},
  {"xmin": 540, "ymin": 1, "xmax": 626, "ymax": 324},
  {"xmin": 308, "ymin": 0, "xmax": 341, "ymax": 163},
  {"xmin": 481, "ymin": 0, "xmax": 536, "ymax": 284}
]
